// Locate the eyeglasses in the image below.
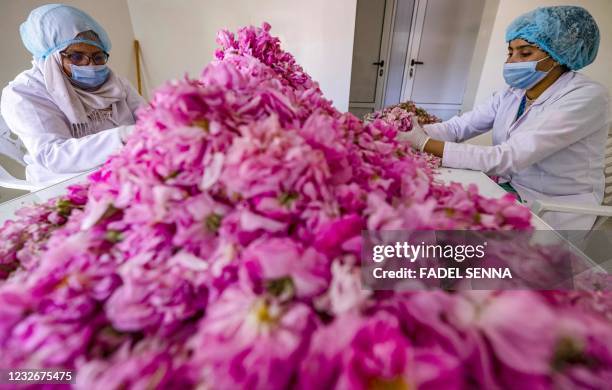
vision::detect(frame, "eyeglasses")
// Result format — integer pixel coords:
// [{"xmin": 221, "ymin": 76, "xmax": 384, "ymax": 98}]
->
[{"xmin": 61, "ymin": 51, "xmax": 109, "ymax": 66}]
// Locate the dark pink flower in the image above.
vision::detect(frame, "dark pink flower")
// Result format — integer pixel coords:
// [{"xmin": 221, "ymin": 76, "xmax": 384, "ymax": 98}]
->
[{"xmin": 242, "ymin": 237, "xmax": 330, "ymax": 299}]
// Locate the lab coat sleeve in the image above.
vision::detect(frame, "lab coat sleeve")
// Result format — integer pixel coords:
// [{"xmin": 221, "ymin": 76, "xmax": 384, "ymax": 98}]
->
[
  {"xmin": 423, "ymin": 92, "xmax": 500, "ymax": 142},
  {"xmin": 1, "ymin": 82, "xmax": 124, "ymax": 174},
  {"xmin": 441, "ymin": 84, "xmax": 610, "ymax": 177}
]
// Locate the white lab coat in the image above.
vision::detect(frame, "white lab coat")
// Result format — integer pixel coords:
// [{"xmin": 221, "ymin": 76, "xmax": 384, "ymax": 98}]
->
[
  {"xmin": 425, "ymin": 71, "xmax": 610, "ymax": 230},
  {"xmin": 1, "ymin": 65, "xmax": 144, "ymax": 188}
]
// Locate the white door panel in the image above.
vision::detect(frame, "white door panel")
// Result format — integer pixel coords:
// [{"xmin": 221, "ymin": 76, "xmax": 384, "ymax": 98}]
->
[
  {"xmin": 383, "ymin": 0, "xmax": 416, "ymax": 107},
  {"xmin": 349, "ymin": 0, "xmax": 388, "ymax": 104},
  {"xmin": 349, "ymin": 0, "xmax": 395, "ymax": 116},
  {"xmin": 403, "ymin": 0, "xmax": 485, "ymax": 109},
  {"xmin": 350, "ymin": 0, "xmax": 485, "ymax": 118}
]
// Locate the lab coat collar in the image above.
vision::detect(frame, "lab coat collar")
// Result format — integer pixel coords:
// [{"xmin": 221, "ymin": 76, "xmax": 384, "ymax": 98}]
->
[
  {"xmin": 505, "ymin": 72, "xmax": 575, "ymax": 137},
  {"xmin": 507, "ymin": 71, "xmax": 575, "ymax": 106}
]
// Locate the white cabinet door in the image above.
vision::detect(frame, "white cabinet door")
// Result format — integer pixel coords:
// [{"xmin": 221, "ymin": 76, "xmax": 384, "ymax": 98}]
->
[{"xmin": 402, "ymin": 0, "xmax": 485, "ymax": 119}]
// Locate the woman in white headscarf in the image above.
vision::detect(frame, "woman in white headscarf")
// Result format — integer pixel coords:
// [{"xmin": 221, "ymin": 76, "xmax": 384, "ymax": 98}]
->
[{"xmin": 1, "ymin": 4, "xmax": 144, "ymax": 188}]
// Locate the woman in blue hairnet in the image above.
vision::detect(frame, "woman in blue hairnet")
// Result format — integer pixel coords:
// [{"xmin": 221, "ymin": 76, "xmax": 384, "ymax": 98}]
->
[
  {"xmin": 400, "ymin": 6, "xmax": 610, "ymax": 230},
  {"xmin": 1, "ymin": 4, "xmax": 144, "ymax": 188}
]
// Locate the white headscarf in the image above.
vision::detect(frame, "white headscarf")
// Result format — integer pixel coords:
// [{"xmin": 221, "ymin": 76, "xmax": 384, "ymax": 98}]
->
[{"xmin": 37, "ymin": 51, "xmax": 126, "ymax": 134}]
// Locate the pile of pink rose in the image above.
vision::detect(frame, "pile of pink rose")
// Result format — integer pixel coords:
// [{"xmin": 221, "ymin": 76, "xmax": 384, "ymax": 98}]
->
[{"xmin": 0, "ymin": 24, "xmax": 610, "ymax": 389}]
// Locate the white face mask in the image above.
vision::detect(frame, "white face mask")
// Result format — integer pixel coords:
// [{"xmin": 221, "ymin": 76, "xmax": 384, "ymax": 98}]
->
[
  {"xmin": 70, "ymin": 64, "xmax": 110, "ymax": 89},
  {"xmin": 503, "ymin": 56, "xmax": 554, "ymax": 89}
]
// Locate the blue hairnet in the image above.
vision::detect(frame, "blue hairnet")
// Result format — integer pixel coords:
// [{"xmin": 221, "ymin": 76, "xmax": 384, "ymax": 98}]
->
[
  {"xmin": 20, "ymin": 4, "xmax": 112, "ymax": 59},
  {"xmin": 505, "ymin": 6, "xmax": 599, "ymax": 70}
]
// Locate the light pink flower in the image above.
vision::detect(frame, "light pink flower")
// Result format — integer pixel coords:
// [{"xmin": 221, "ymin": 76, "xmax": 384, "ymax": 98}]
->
[{"xmin": 193, "ymin": 285, "xmax": 317, "ymax": 389}]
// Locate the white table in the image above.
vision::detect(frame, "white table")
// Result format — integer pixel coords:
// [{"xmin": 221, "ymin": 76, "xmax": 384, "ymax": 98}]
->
[
  {"xmin": 435, "ymin": 168, "xmax": 609, "ymax": 272},
  {"xmin": 435, "ymin": 167, "xmax": 553, "ymax": 230},
  {"xmin": 0, "ymin": 168, "xmax": 554, "ymax": 229},
  {"xmin": 0, "ymin": 172, "xmax": 90, "ymax": 226},
  {"xmin": 1, "ymin": 166, "xmax": 604, "ymax": 272}
]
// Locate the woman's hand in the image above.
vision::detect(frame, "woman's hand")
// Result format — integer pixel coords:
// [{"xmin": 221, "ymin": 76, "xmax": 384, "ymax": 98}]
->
[
  {"xmin": 396, "ymin": 114, "xmax": 445, "ymax": 158},
  {"xmin": 396, "ymin": 114, "xmax": 431, "ymax": 152}
]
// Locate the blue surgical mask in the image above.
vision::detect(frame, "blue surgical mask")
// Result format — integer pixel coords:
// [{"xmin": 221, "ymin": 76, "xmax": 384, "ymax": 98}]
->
[
  {"xmin": 70, "ymin": 64, "xmax": 110, "ymax": 89},
  {"xmin": 503, "ymin": 56, "xmax": 553, "ymax": 89}
]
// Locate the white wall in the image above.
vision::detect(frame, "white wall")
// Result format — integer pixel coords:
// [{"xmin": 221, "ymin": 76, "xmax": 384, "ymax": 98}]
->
[
  {"xmin": 462, "ymin": 0, "xmax": 500, "ymax": 112},
  {"xmin": 466, "ymin": 0, "xmax": 612, "ymax": 146},
  {"xmin": 127, "ymin": 0, "xmax": 357, "ymax": 111}
]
